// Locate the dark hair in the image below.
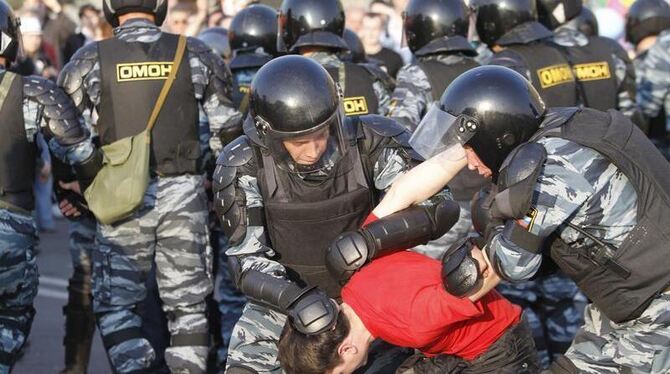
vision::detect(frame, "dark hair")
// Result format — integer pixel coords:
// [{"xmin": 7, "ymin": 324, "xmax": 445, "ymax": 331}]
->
[
  {"xmin": 79, "ymin": 4, "xmax": 99, "ymax": 19},
  {"xmin": 278, "ymin": 311, "xmax": 350, "ymax": 374}
]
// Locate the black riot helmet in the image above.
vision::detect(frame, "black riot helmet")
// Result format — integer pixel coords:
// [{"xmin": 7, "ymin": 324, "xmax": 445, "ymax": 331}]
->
[
  {"xmin": 229, "ymin": 4, "xmax": 278, "ymax": 57},
  {"xmin": 277, "ymin": 0, "xmax": 348, "ymax": 53},
  {"xmin": 249, "ymin": 55, "xmax": 348, "ymax": 174},
  {"xmin": 410, "ymin": 66, "xmax": 546, "ymax": 175},
  {"xmin": 403, "ymin": 0, "xmax": 470, "ymax": 53},
  {"xmin": 470, "ymin": 0, "xmax": 538, "ymax": 46},
  {"xmin": 536, "ymin": 0, "xmax": 582, "ymax": 30},
  {"xmin": 103, "ymin": 0, "xmax": 168, "ymax": 27},
  {"xmin": 341, "ymin": 28, "xmax": 366, "ymax": 63},
  {"xmin": 565, "ymin": 7, "xmax": 598, "ymax": 37},
  {"xmin": 198, "ymin": 27, "xmax": 231, "ymax": 60},
  {"xmin": 0, "ymin": 0, "xmax": 20, "ymax": 64},
  {"xmin": 625, "ymin": 0, "xmax": 670, "ymax": 46}
]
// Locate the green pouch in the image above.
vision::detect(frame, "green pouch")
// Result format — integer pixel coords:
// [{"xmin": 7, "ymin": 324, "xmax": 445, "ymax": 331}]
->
[
  {"xmin": 84, "ymin": 130, "xmax": 151, "ymax": 225},
  {"xmin": 82, "ymin": 35, "xmax": 186, "ymax": 225}
]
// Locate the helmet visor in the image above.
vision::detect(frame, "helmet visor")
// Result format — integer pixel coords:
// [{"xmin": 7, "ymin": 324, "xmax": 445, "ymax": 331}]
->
[
  {"xmin": 259, "ymin": 106, "xmax": 348, "ymax": 174},
  {"xmin": 410, "ymin": 103, "xmax": 475, "ymax": 160}
]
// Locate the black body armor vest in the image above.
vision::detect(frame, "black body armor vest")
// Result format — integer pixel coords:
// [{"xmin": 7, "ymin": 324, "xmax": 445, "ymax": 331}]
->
[
  {"xmin": 418, "ymin": 57, "xmax": 489, "ymax": 201},
  {"xmin": 530, "ymin": 108, "xmax": 670, "ymax": 323},
  {"xmin": 255, "ymin": 123, "xmax": 382, "ymax": 299},
  {"xmin": 325, "ymin": 62, "xmax": 379, "ymax": 116},
  {"xmin": 561, "ymin": 37, "xmax": 619, "ymax": 111},
  {"xmin": 506, "ymin": 42, "xmax": 579, "ymax": 107},
  {"xmin": 97, "ymin": 33, "xmax": 200, "ymax": 176},
  {"xmin": 0, "ymin": 72, "xmax": 36, "ymax": 212}
]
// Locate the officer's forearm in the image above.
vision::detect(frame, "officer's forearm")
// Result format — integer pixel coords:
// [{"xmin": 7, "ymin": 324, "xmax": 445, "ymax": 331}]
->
[{"xmin": 374, "ymin": 150, "xmax": 466, "ymax": 218}]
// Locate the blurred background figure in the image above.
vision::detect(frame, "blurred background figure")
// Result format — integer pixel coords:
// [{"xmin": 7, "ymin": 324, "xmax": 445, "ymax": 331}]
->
[
  {"xmin": 359, "ymin": 11, "xmax": 403, "ymax": 77},
  {"xmin": 345, "ymin": 3, "xmax": 365, "ymax": 33},
  {"xmin": 165, "ymin": 2, "xmax": 195, "ymax": 34},
  {"xmin": 62, "ymin": 5, "xmax": 105, "ymax": 65},
  {"xmin": 13, "ymin": 13, "xmax": 58, "ymax": 79}
]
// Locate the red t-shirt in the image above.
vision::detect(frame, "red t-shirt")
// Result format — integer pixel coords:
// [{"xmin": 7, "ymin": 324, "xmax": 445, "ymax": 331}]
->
[{"xmin": 341, "ymin": 251, "xmax": 521, "ymax": 361}]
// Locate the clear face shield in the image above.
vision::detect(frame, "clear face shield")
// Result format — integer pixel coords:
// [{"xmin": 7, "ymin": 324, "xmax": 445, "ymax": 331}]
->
[
  {"xmin": 409, "ymin": 103, "xmax": 478, "ymax": 162},
  {"xmin": 257, "ymin": 105, "xmax": 349, "ymax": 175}
]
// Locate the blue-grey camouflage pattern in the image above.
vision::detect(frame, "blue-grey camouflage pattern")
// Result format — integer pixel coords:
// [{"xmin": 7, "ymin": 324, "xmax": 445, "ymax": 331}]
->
[
  {"xmin": 473, "ymin": 41, "xmax": 494, "ymax": 65},
  {"xmin": 496, "ymin": 274, "xmax": 588, "ymax": 368},
  {"xmin": 59, "ymin": 19, "xmax": 242, "ymax": 160},
  {"xmin": 0, "ymin": 69, "xmax": 85, "ymax": 373},
  {"xmin": 636, "ymin": 29, "xmax": 670, "ymax": 157},
  {"xmin": 215, "ymin": 235, "xmax": 246, "ymax": 368},
  {"xmin": 552, "ymin": 26, "xmax": 636, "ymax": 116},
  {"xmin": 488, "ymin": 136, "xmax": 650, "ymax": 370},
  {"xmin": 0, "ymin": 209, "xmax": 38, "ymax": 374},
  {"xmin": 388, "ymin": 54, "xmax": 477, "ymax": 131},
  {"xmin": 93, "ymin": 175, "xmax": 212, "ymax": 373},
  {"xmin": 564, "ymin": 292, "xmax": 670, "ymax": 373},
  {"xmin": 56, "ymin": 18, "xmax": 241, "ymax": 374},
  {"xmin": 307, "ymin": 52, "xmax": 393, "ymax": 116},
  {"xmin": 225, "ymin": 141, "xmax": 411, "ymax": 372},
  {"xmin": 637, "ymin": 29, "xmax": 670, "ymax": 130}
]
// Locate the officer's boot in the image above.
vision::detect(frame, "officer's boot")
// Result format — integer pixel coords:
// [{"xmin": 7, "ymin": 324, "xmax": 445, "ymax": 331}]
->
[{"xmin": 60, "ymin": 285, "xmax": 96, "ymax": 374}]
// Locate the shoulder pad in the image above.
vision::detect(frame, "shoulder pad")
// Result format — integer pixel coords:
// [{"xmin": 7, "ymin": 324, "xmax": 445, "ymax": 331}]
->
[
  {"xmin": 57, "ymin": 44, "xmax": 96, "ymax": 110},
  {"xmin": 359, "ymin": 62, "xmax": 395, "ymax": 91},
  {"xmin": 216, "ymin": 135, "xmax": 254, "ymax": 167},
  {"xmin": 24, "ymin": 76, "xmax": 87, "ymax": 145},
  {"xmin": 495, "ymin": 143, "xmax": 547, "ymax": 219},
  {"xmin": 358, "ymin": 114, "xmax": 406, "ymax": 138},
  {"xmin": 186, "ymin": 36, "xmax": 213, "ymax": 54},
  {"xmin": 193, "ymin": 38, "xmax": 234, "ymax": 102},
  {"xmin": 70, "ymin": 42, "xmax": 98, "ymax": 61}
]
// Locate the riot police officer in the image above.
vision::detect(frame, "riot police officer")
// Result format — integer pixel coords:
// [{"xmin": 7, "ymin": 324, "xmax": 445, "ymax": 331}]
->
[
  {"xmin": 0, "ymin": 1, "xmax": 91, "ymax": 372},
  {"xmin": 566, "ymin": 7, "xmax": 598, "ymax": 38},
  {"xmin": 387, "ymin": 65, "xmax": 670, "ymax": 373},
  {"xmin": 198, "ymin": 27, "xmax": 231, "ymax": 62},
  {"xmin": 627, "ymin": 0, "xmax": 670, "ymax": 157},
  {"xmin": 213, "ymin": 55, "xmax": 414, "ymax": 373},
  {"xmin": 227, "ymin": 4, "xmax": 278, "ymax": 116},
  {"xmin": 387, "ymin": 0, "xmax": 487, "ymax": 258},
  {"xmin": 469, "ymin": 0, "xmax": 585, "ymax": 367},
  {"xmin": 57, "ymin": 0, "xmax": 243, "ymax": 371},
  {"xmin": 278, "ymin": 0, "xmax": 395, "ymax": 116},
  {"xmin": 471, "ymin": 0, "xmax": 580, "ymax": 107},
  {"xmin": 537, "ymin": 0, "xmax": 636, "ymax": 115}
]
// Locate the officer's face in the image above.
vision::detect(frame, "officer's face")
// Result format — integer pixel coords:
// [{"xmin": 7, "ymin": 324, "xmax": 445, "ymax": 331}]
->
[
  {"xmin": 464, "ymin": 146, "xmax": 493, "ymax": 178},
  {"xmin": 282, "ymin": 128, "xmax": 330, "ymax": 165}
]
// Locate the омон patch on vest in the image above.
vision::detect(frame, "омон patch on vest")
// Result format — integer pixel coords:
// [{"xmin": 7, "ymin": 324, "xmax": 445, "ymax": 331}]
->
[
  {"xmin": 343, "ymin": 96, "xmax": 369, "ymax": 116},
  {"xmin": 116, "ymin": 62, "xmax": 173, "ymax": 82},
  {"xmin": 573, "ymin": 61, "xmax": 611, "ymax": 82},
  {"xmin": 536, "ymin": 64, "xmax": 574, "ymax": 89}
]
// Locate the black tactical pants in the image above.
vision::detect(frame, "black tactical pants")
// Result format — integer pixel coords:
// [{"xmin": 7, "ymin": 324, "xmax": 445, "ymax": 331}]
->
[{"xmin": 396, "ymin": 316, "xmax": 542, "ymax": 374}]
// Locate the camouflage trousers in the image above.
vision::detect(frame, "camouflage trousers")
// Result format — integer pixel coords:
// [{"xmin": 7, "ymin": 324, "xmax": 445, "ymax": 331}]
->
[
  {"xmin": 560, "ymin": 293, "xmax": 670, "ymax": 373},
  {"xmin": 497, "ymin": 272, "xmax": 586, "ymax": 368},
  {"xmin": 214, "ymin": 234, "xmax": 245, "ymax": 367},
  {"xmin": 0, "ymin": 209, "xmax": 38, "ymax": 374},
  {"xmin": 412, "ymin": 200, "xmax": 472, "ymax": 259},
  {"xmin": 93, "ymin": 175, "xmax": 213, "ymax": 374},
  {"xmin": 226, "ymin": 302, "xmax": 412, "ymax": 373}
]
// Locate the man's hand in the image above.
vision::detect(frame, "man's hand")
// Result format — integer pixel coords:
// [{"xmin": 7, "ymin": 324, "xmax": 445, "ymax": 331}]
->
[{"xmin": 57, "ymin": 181, "xmax": 84, "ymax": 219}]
